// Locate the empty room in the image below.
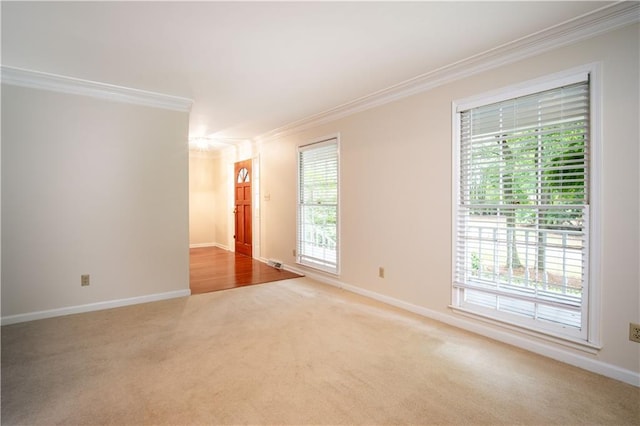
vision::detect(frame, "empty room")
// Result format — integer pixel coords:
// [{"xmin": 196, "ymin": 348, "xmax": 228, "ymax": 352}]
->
[{"xmin": 1, "ymin": 1, "xmax": 639, "ymax": 424}]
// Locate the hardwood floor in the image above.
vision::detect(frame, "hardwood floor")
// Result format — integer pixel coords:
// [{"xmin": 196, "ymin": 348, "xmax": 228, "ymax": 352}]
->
[{"xmin": 190, "ymin": 246, "xmax": 303, "ymax": 294}]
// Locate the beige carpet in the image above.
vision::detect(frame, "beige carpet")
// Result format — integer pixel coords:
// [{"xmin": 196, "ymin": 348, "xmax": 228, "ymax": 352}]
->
[{"xmin": 2, "ymin": 277, "xmax": 639, "ymax": 425}]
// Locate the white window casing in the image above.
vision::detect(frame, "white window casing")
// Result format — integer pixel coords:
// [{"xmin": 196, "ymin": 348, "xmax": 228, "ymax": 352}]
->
[
  {"xmin": 452, "ymin": 64, "xmax": 601, "ymax": 348},
  {"xmin": 297, "ymin": 136, "xmax": 340, "ymax": 274}
]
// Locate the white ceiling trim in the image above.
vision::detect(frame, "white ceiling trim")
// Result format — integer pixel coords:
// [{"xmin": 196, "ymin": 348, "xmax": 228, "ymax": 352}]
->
[
  {"xmin": 257, "ymin": 1, "xmax": 639, "ymax": 143},
  {"xmin": 0, "ymin": 66, "xmax": 193, "ymax": 112}
]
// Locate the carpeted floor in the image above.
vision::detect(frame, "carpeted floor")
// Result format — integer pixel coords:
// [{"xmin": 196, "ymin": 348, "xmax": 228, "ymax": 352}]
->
[{"xmin": 2, "ymin": 277, "xmax": 639, "ymax": 425}]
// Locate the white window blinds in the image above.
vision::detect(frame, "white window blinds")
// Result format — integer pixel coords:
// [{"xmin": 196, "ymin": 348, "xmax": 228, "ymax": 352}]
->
[
  {"xmin": 454, "ymin": 77, "xmax": 590, "ymax": 339},
  {"xmin": 297, "ymin": 138, "xmax": 339, "ymax": 274}
]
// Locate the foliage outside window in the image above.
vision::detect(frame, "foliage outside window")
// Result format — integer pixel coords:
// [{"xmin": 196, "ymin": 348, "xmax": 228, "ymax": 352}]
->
[
  {"xmin": 297, "ymin": 138, "xmax": 339, "ymax": 274},
  {"xmin": 453, "ymin": 73, "xmax": 593, "ymax": 342}
]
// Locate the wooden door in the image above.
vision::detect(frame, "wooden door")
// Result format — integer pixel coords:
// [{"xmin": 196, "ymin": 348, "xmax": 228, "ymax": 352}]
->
[{"xmin": 234, "ymin": 160, "xmax": 252, "ymax": 257}]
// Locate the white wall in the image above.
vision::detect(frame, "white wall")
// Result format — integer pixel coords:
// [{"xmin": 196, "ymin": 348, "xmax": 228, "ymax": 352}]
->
[
  {"xmin": 1, "ymin": 85, "xmax": 190, "ymax": 317},
  {"xmin": 190, "ymin": 146, "xmax": 236, "ymax": 251},
  {"xmin": 189, "ymin": 151, "xmax": 217, "ymax": 247},
  {"xmin": 258, "ymin": 24, "xmax": 640, "ymax": 378}
]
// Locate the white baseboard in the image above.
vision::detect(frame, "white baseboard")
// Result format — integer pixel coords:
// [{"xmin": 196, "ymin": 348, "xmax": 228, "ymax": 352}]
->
[
  {"xmin": 189, "ymin": 242, "xmax": 215, "ymax": 248},
  {"xmin": 1, "ymin": 289, "xmax": 191, "ymax": 326},
  {"xmin": 189, "ymin": 242, "xmax": 230, "ymax": 250},
  {"xmin": 301, "ymin": 271, "xmax": 640, "ymax": 388}
]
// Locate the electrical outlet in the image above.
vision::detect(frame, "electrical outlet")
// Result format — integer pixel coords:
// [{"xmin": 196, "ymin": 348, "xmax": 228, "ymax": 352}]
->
[
  {"xmin": 378, "ymin": 267, "xmax": 385, "ymax": 279},
  {"xmin": 292, "ymin": 249, "xmax": 296, "ymax": 257},
  {"xmin": 630, "ymin": 323, "xmax": 640, "ymax": 343},
  {"xmin": 81, "ymin": 274, "xmax": 90, "ymax": 287}
]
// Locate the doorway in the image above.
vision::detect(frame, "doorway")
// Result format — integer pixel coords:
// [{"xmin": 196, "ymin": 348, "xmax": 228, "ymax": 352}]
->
[
  {"xmin": 189, "ymin": 246, "xmax": 302, "ymax": 294},
  {"xmin": 234, "ymin": 159, "xmax": 252, "ymax": 257}
]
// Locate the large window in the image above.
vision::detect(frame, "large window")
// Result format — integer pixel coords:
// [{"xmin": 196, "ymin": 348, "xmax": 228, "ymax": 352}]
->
[
  {"xmin": 297, "ymin": 137, "xmax": 339, "ymax": 274},
  {"xmin": 453, "ymin": 69, "xmax": 598, "ymax": 343}
]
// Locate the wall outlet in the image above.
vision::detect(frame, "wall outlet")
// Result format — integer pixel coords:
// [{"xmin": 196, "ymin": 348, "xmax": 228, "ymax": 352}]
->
[
  {"xmin": 292, "ymin": 249, "xmax": 296, "ymax": 257},
  {"xmin": 81, "ymin": 274, "xmax": 90, "ymax": 287},
  {"xmin": 630, "ymin": 323, "xmax": 640, "ymax": 343},
  {"xmin": 378, "ymin": 267, "xmax": 385, "ymax": 279}
]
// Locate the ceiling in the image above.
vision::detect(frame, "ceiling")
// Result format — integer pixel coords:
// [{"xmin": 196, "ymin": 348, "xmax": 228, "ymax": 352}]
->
[{"xmin": 1, "ymin": 1, "xmax": 615, "ymax": 144}]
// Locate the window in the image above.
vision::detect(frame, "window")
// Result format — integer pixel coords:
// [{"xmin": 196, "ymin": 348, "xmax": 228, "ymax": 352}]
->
[
  {"xmin": 237, "ymin": 167, "xmax": 250, "ymax": 183},
  {"xmin": 297, "ymin": 137, "xmax": 339, "ymax": 274},
  {"xmin": 453, "ymin": 69, "xmax": 598, "ymax": 344}
]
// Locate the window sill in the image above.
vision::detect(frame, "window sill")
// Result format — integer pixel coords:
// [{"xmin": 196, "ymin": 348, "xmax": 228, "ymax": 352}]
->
[
  {"xmin": 449, "ymin": 305, "xmax": 602, "ymax": 354},
  {"xmin": 296, "ymin": 260, "xmax": 339, "ymax": 276}
]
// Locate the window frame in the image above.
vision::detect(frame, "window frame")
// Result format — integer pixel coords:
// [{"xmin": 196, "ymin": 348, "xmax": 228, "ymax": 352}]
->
[
  {"xmin": 296, "ymin": 134, "xmax": 340, "ymax": 275},
  {"xmin": 451, "ymin": 64, "xmax": 601, "ymax": 348}
]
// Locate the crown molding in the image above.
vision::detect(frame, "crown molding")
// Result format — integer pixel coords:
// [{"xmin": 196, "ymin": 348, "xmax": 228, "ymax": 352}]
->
[
  {"xmin": 257, "ymin": 1, "xmax": 639, "ymax": 143},
  {"xmin": 0, "ymin": 66, "xmax": 193, "ymax": 112}
]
